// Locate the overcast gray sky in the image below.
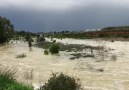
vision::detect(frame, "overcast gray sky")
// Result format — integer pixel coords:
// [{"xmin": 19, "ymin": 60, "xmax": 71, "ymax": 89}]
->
[{"xmin": 0, "ymin": 0, "xmax": 129, "ymax": 32}]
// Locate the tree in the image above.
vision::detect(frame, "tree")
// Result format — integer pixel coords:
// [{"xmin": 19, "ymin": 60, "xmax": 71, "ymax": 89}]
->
[
  {"xmin": 25, "ymin": 32, "xmax": 31, "ymax": 41},
  {"xmin": 0, "ymin": 16, "xmax": 14, "ymax": 43},
  {"xmin": 28, "ymin": 39, "xmax": 32, "ymax": 49}
]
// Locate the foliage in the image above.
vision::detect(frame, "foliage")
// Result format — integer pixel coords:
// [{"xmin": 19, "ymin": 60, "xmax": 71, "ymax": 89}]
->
[
  {"xmin": 0, "ymin": 16, "xmax": 14, "ymax": 43},
  {"xmin": 39, "ymin": 73, "xmax": 82, "ymax": 90},
  {"xmin": 0, "ymin": 68, "xmax": 33, "ymax": 90},
  {"xmin": 53, "ymin": 40, "xmax": 56, "ymax": 43},
  {"xmin": 37, "ymin": 36, "xmax": 45, "ymax": 43},
  {"xmin": 35, "ymin": 41, "xmax": 52, "ymax": 49},
  {"xmin": 28, "ymin": 39, "xmax": 32, "ymax": 49},
  {"xmin": 49, "ymin": 43, "xmax": 60, "ymax": 54},
  {"xmin": 44, "ymin": 25, "xmax": 129, "ymax": 39},
  {"xmin": 16, "ymin": 31, "xmax": 36, "ymax": 37},
  {"xmin": 15, "ymin": 31, "xmax": 37, "ymax": 41},
  {"xmin": 4, "ymin": 83, "xmax": 33, "ymax": 90},
  {"xmin": 13, "ymin": 35, "xmax": 20, "ymax": 40},
  {"xmin": 122, "ymin": 34, "xmax": 129, "ymax": 38},
  {"xmin": 44, "ymin": 49, "xmax": 49, "ymax": 55},
  {"xmin": 16, "ymin": 53, "xmax": 26, "ymax": 58},
  {"xmin": 101, "ymin": 26, "xmax": 129, "ymax": 31},
  {"xmin": 25, "ymin": 33, "xmax": 31, "ymax": 41}
]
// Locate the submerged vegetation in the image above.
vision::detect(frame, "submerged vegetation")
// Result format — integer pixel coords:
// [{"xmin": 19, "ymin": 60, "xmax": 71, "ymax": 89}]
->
[
  {"xmin": 16, "ymin": 53, "xmax": 27, "ymax": 58},
  {"xmin": 35, "ymin": 41, "xmax": 103, "ymax": 60}
]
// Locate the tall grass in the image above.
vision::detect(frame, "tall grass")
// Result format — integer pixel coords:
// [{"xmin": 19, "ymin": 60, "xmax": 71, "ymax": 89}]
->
[{"xmin": 0, "ymin": 68, "xmax": 33, "ymax": 90}]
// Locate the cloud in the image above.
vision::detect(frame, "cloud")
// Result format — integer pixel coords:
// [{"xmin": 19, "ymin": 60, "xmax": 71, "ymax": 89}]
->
[
  {"xmin": 0, "ymin": 0, "xmax": 86, "ymax": 11},
  {"xmin": 0, "ymin": 0, "xmax": 129, "ymax": 32},
  {"xmin": 1, "ymin": 4, "xmax": 129, "ymax": 32},
  {"xmin": 1, "ymin": 0, "xmax": 129, "ymax": 11}
]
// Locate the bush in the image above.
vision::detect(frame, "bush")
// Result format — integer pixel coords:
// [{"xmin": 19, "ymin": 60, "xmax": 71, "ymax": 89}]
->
[
  {"xmin": 44, "ymin": 49, "xmax": 49, "ymax": 55},
  {"xmin": 49, "ymin": 43, "xmax": 60, "ymax": 54},
  {"xmin": 37, "ymin": 37, "xmax": 45, "ymax": 43},
  {"xmin": 16, "ymin": 53, "xmax": 26, "ymax": 58},
  {"xmin": 53, "ymin": 40, "xmax": 56, "ymax": 43},
  {"xmin": 39, "ymin": 73, "xmax": 82, "ymax": 90},
  {"xmin": 122, "ymin": 35, "xmax": 129, "ymax": 38}
]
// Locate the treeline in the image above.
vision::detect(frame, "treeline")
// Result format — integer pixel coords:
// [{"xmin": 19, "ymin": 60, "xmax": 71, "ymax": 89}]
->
[
  {"xmin": 43, "ymin": 31, "xmax": 90, "ymax": 39},
  {"xmin": 0, "ymin": 16, "xmax": 14, "ymax": 43},
  {"xmin": 1, "ymin": 15, "xmax": 129, "ymax": 42},
  {"xmin": 15, "ymin": 31, "xmax": 37, "ymax": 37},
  {"xmin": 101, "ymin": 26, "xmax": 129, "ymax": 31},
  {"xmin": 43, "ymin": 26, "xmax": 129, "ymax": 39},
  {"xmin": 0, "ymin": 16, "xmax": 39, "ymax": 44},
  {"xmin": 14, "ymin": 31, "xmax": 37, "ymax": 41}
]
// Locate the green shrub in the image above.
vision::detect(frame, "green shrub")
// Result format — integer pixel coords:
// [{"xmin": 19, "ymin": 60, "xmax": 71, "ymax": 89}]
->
[
  {"xmin": 123, "ymin": 35, "xmax": 129, "ymax": 38},
  {"xmin": 37, "ymin": 37, "xmax": 45, "ymax": 43},
  {"xmin": 53, "ymin": 40, "xmax": 56, "ymax": 43},
  {"xmin": 44, "ymin": 49, "xmax": 49, "ymax": 55},
  {"xmin": 49, "ymin": 43, "xmax": 60, "ymax": 54},
  {"xmin": 39, "ymin": 73, "xmax": 82, "ymax": 90}
]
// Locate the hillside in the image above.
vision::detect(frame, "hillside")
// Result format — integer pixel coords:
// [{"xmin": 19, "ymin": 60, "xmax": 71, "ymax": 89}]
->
[{"xmin": 83, "ymin": 26, "xmax": 129, "ymax": 39}]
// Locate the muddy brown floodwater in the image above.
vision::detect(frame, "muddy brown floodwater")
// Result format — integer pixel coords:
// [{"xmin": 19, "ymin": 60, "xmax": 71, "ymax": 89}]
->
[{"xmin": 0, "ymin": 39, "xmax": 129, "ymax": 90}]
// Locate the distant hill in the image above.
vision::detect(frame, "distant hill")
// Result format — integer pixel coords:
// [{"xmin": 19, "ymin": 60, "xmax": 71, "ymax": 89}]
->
[
  {"xmin": 46, "ymin": 26, "xmax": 129, "ymax": 39},
  {"xmin": 101, "ymin": 26, "xmax": 129, "ymax": 31},
  {"xmin": 81, "ymin": 26, "xmax": 129, "ymax": 38}
]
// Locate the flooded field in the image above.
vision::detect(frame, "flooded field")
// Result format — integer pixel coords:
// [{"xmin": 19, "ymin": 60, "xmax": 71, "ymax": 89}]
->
[{"xmin": 1, "ymin": 38, "xmax": 129, "ymax": 90}]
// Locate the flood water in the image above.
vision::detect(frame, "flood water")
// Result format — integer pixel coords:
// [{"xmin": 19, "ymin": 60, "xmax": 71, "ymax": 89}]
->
[{"xmin": 0, "ymin": 39, "xmax": 129, "ymax": 90}]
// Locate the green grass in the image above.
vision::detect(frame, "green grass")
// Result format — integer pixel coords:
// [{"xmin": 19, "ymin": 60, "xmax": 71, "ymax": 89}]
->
[{"xmin": 0, "ymin": 68, "xmax": 33, "ymax": 90}]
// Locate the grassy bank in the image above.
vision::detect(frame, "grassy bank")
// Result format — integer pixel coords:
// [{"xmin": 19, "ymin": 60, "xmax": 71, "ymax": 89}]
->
[{"xmin": 0, "ymin": 68, "xmax": 33, "ymax": 90}]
